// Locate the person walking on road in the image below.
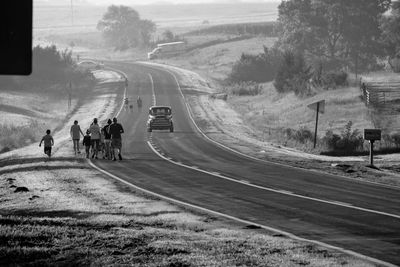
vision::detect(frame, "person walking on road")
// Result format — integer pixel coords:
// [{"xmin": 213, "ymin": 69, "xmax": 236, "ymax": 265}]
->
[
  {"xmin": 39, "ymin": 129, "xmax": 54, "ymax": 158},
  {"xmin": 70, "ymin": 120, "xmax": 84, "ymax": 155},
  {"xmin": 102, "ymin": 119, "xmax": 113, "ymax": 160},
  {"xmin": 137, "ymin": 96, "xmax": 142, "ymax": 111},
  {"xmin": 124, "ymin": 97, "xmax": 129, "ymax": 111},
  {"xmin": 82, "ymin": 129, "xmax": 91, "ymax": 159},
  {"xmin": 109, "ymin": 117, "xmax": 124, "ymax": 161},
  {"xmin": 89, "ymin": 118, "xmax": 101, "ymax": 159}
]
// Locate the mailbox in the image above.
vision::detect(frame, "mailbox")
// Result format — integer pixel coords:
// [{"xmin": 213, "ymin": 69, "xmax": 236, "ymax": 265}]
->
[{"xmin": 364, "ymin": 129, "xmax": 381, "ymax": 141}]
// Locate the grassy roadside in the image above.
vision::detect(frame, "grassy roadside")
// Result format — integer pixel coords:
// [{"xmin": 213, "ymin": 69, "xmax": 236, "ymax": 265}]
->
[
  {"xmin": 0, "ymin": 159, "xmax": 374, "ymax": 266},
  {"xmin": 0, "ymin": 89, "xmax": 79, "ymax": 153}
]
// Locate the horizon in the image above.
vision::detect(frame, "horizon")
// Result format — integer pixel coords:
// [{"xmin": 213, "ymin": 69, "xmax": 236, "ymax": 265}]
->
[{"xmin": 35, "ymin": 0, "xmax": 281, "ymax": 6}]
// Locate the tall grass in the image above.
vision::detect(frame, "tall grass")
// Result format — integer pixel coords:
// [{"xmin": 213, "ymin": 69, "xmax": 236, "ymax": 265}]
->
[{"xmin": 0, "ymin": 120, "xmax": 45, "ymax": 153}]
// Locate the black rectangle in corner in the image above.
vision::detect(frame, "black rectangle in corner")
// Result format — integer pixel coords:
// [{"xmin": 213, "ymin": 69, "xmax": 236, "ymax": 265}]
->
[{"xmin": 0, "ymin": 1, "xmax": 32, "ymax": 75}]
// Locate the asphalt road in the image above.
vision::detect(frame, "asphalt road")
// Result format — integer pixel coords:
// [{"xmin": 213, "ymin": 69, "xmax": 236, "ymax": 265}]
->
[{"xmin": 94, "ymin": 62, "xmax": 400, "ymax": 266}]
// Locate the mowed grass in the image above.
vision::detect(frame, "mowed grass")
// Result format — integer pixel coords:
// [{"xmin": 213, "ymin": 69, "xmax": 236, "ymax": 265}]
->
[
  {"xmin": 0, "ymin": 162, "xmax": 370, "ymax": 266},
  {"xmin": 0, "ymin": 214, "xmax": 370, "ymax": 266}
]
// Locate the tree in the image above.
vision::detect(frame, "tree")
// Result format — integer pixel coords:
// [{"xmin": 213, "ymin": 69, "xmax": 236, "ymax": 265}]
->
[
  {"xmin": 228, "ymin": 46, "xmax": 282, "ymax": 83},
  {"xmin": 97, "ymin": 5, "xmax": 156, "ymax": 50},
  {"xmin": 277, "ymin": 0, "xmax": 391, "ymax": 75},
  {"xmin": 162, "ymin": 30, "xmax": 175, "ymax": 42},
  {"xmin": 340, "ymin": 0, "xmax": 391, "ymax": 77},
  {"xmin": 380, "ymin": 1, "xmax": 400, "ymax": 71}
]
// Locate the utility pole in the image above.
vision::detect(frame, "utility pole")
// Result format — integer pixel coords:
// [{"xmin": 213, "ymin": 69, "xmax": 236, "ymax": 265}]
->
[{"xmin": 70, "ymin": 0, "xmax": 74, "ymax": 25}]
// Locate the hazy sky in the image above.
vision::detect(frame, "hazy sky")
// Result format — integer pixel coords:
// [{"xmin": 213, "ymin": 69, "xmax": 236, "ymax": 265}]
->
[
  {"xmin": 35, "ymin": 0, "xmax": 280, "ymax": 6},
  {"xmin": 84, "ymin": 0, "xmax": 280, "ymax": 5}
]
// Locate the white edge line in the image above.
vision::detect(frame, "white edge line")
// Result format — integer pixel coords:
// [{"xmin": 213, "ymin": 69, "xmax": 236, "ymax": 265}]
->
[
  {"xmin": 147, "ymin": 140, "xmax": 400, "ymax": 220},
  {"xmin": 88, "ymin": 159, "xmax": 397, "ymax": 267},
  {"xmin": 147, "ymin": 73, "xmax": 156, "ymax": 106},
  {"xmin": 140, "ymin": 62, "xmax": 400, "ymax": 191},
  {"xmin": 156, "ymin": 67, "xmax": 400, "ymax": 219}
]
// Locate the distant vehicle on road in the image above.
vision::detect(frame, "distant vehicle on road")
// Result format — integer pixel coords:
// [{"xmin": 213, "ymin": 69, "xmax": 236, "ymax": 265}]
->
[
  {"xmin": 147, "ymin": 106, "xmax": 174, "ymax": 132},
  {"xmin": 147, "ymin": 41, "xmax": 186, "ymax": 60}
]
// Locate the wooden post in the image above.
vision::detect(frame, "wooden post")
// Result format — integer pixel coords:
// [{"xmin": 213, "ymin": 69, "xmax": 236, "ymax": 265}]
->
[
  {"xmin": 313, "ymin": 102, "xmax": 319, "ymax": 148},
  {"xmin": 364, "ymin": 129, "xmax": 381, "ymax": 167},
  {"xmin": 369, "ymin": 140, "xmax": 374, "ymax": 166}
]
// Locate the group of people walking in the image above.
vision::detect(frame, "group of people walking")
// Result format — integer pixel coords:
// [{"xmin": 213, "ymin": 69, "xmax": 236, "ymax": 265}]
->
[
  {"xmin": 124, "ymin": 96, "xmax": 142, "ymax": 111},
  {"xmin": 70, "ymin": 117, "xmax": 124, "ymax": 161}
]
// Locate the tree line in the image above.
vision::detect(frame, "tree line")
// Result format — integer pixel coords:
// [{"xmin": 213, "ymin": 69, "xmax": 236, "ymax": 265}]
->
[
  {"xmin": 0, "ymin": 45, "xmax": 88, "ymax": 91},
  {"xmin": 229, "ymin": 0, "xmax": 400, "ymax": 95}
]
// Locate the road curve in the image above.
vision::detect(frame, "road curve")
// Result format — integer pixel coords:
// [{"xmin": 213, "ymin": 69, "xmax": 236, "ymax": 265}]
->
[{"xmin": 94, "ymin": 61, "xmax": 400, "ymax": 266}]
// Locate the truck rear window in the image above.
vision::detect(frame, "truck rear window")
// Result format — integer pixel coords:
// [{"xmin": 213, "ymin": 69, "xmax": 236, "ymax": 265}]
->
[{"xmin": 150, "ymin": 108, "xmax": 171, "ymax": 115}]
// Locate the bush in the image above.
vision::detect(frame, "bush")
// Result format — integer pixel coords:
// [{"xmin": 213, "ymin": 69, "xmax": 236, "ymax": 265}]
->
[
  {"xmin": 309, "ymin": 59, "xmax": 349, "ymax": 90},
  {"xmin": 228, "ymin": 46, "xmax": 282, "ymax": 83},
  {"xmin": 274, "ymin": 50, "xmax": 312, "ymax": 96},
  {"xmin": 322, "ymin": 121, "xmax": 363, "ymax": 153},
  {"xmin": 321, "ymin": 71, "xmax": 348, "ymax": 89},
  {"xmin": 389, "ymin": 57, "xmax": 400, "ymax": 73},
  {"xmin": 228, "ymin": 82, "xmax": 263, "ymax": 96},
  {"xmin": 390, "ymin": 133, "xmax": 400, "ymax": 147},
  {"xmin": 0, "ymin": 120, "xmax": 45, "ymax": 151},
  {"xmin": 284, "ymin": 126, "xmax": 313, "ymax": 144}
]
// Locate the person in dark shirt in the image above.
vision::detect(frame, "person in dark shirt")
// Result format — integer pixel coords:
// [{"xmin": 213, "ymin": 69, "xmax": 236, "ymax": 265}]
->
[
  {"xmin": 39, "ymin": 129, "xmax": 54, "ymax": 158},
  {"xmin": 82, "ymin": 130, "xmax": 91, "ymax": 159},
  {"xmin": 108, "ymin": 117, "xmax": 124, "ymax": 161},
  {"xmin": 102, "ymin": 119, "xmax": 113, "ymax": 160}
]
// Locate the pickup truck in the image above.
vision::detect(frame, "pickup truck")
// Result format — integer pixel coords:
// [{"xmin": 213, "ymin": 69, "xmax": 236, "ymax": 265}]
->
[{"xmin": 147, "ymin": 106, "xmax": 174, "ymax": 132}]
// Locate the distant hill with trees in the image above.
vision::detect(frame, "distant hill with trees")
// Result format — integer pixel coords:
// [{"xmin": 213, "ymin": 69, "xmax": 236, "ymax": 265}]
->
[{"xmin": 228, "ymin": 0, "xmax": 399, "ymax": 97}]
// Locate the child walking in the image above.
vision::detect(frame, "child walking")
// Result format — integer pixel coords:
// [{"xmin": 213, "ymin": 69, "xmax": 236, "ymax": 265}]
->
[
  {"xmin": 82, "ymin": 130, "xmax": 91, "ymax": 159},
  {"xmin": 39, "ymin": 129, "xmax": 54, "ymax": 158}
]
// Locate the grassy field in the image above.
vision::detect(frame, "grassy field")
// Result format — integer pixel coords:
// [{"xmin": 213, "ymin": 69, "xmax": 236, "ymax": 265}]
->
[
  {"xmin": 165, "ymin": 36, "xmax": 277, "ymax": 83},
  {"xmin": 0, "ymin": 88, "xmax": 78, "ymax": 153},
  {"xmin": 33, "ymin": 3, "xmax": 278, "ymax": 29}
]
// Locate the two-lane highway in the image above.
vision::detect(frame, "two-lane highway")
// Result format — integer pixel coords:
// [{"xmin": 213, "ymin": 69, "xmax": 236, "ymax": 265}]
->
[{"xmin": 94, "ymin": 62, "xmax": 400, "ymax": 266}]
